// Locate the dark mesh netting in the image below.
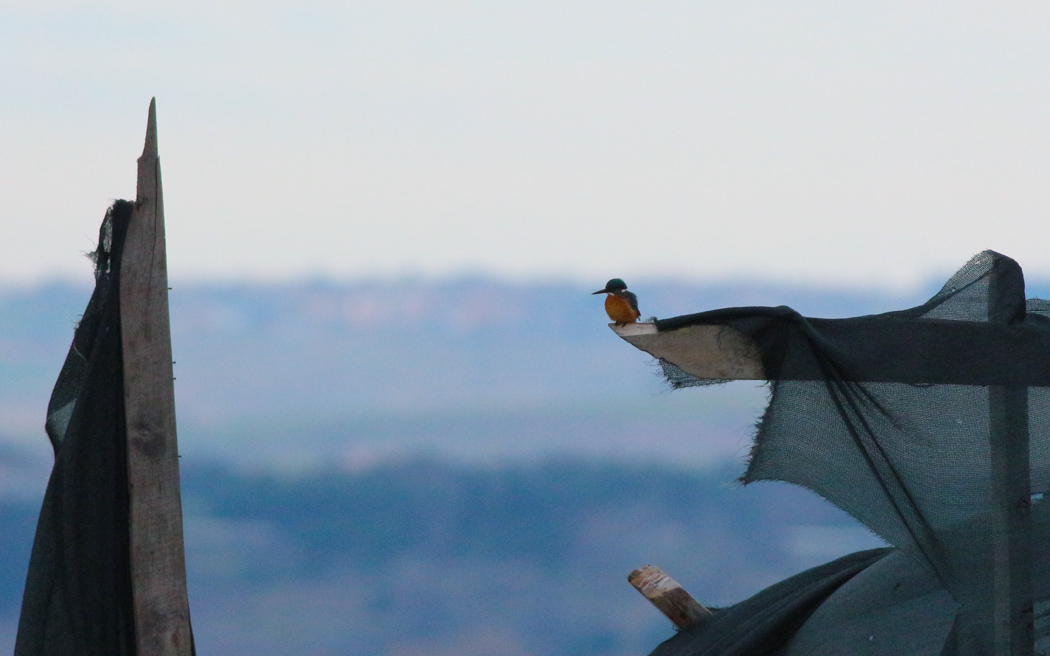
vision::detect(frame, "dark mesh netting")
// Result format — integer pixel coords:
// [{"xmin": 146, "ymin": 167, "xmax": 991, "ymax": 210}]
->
[
  {"xmin": 659, "ymin": 359, "xmax": 730, "ymax": 389},
  {"xmin": 648, "ymin": 251, "xmax": 1050, "ymax": 656},
  {"xmin": 15, "ymin": 200, "xmax": 161, "ymax": 656}
]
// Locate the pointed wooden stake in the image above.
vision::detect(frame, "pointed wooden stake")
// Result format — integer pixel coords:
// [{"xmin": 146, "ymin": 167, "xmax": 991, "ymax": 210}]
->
[
  {"xmin": 628, "ymin": 565, "xmax": 712, "ymax": 631},
  {"xmin": 121, "ymin": 98, "xmax": 193, "ymax": 656}
]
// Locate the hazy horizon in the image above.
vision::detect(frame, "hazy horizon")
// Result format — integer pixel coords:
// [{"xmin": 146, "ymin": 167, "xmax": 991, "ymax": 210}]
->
[
  {"xmin": 0, "ymin": 260, "xmax": 999, "ymax": 296},
  {"xmin": 7, "ymin": 271, "xmax": 1050, "ymax": 476}
]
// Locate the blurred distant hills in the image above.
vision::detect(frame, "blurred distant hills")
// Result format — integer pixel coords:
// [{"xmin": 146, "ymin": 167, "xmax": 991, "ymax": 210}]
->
[
  {"xmin": 0, "ymin": 276, "xmax": 939, "ymax": 470},
  {"xmin": 0, "ymin": 276, "xmax": 993, "ymax": 654},
  {"xmin": 0, "ymin": 459, "xmax": 884, "ymax": 656}
]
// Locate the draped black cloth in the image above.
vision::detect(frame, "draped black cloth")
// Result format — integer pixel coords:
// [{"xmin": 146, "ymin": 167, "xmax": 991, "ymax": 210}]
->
[
  {"xmin": 15, "ymin": 201, "xmax": 138, "ymax": 656},
  {"xmin": 650, "ymin": 251, "xmax": 1050, "ymax": 655}
]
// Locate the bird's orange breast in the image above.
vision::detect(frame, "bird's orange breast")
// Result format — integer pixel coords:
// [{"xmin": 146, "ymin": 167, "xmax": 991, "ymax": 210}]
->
[{"xmin": 605, "ymin": 294, "xmax": 640, "ymax": 324}]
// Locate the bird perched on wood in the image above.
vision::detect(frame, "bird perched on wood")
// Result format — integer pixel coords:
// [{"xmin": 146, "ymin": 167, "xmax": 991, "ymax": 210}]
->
[{"xmin": 593, "ymin": 278, "xmax": 641, "ymax": 326}]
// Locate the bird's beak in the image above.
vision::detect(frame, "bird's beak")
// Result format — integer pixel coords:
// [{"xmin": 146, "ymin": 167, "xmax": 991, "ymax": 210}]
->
[{"xmin": 592, "ymin": 289, "xmax": 607, "ymax": 295}]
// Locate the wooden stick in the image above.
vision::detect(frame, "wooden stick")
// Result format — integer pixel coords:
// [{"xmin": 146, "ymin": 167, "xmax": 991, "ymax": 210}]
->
[
  {"xmin": 121, "ymin": 98, "xmax": 193, "ymax": 656},
  {"xmin": 628, "ymin": 565, "xmax": 713, "ymax": 630}
]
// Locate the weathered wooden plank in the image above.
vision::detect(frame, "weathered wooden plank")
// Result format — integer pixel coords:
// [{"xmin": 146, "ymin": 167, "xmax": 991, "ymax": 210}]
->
[
  {"xmin": 628, "ymin": 565, "xmax": 713, "ymax": 630},
  {"xmin": 611, "ymin": 322, "xmax": 764, "ymax": 380},
  {"xmin": 121, "ymin": 98, "xmax": 193, "ymax": 656},
  {"xmin": 988, "ymin": 269, "xmax": 1033, "ymax": 656}
]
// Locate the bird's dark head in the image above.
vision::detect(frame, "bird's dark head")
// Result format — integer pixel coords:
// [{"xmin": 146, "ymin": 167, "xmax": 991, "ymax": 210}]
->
[{"xmin": 592, "ymin": 278, "xmax": 629, "ymax": 295}]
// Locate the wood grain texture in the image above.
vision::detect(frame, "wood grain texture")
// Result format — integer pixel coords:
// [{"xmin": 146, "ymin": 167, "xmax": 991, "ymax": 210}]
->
[
  {"xmin": 611, "ymin": 322, "xmax": 764, "ymax": 380},
  {"xmin": 121, "ymin": 98, "xmax": 193, "ymax": 656},
  {"xmin": 628, "ymin": 565, "xmax": 712, "ymax": 630}
]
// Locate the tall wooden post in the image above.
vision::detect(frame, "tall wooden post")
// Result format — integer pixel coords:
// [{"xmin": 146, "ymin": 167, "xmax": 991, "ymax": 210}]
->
[
  {"xmin": 988, "ymin": 264, "xmax": 1033, "ymax": 656},
  {"xmin": 120, "ymin": 99, "xmax": 193, "ymax": 656}
]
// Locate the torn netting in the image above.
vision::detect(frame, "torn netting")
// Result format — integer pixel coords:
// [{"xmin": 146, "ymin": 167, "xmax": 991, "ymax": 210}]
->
[
  {"xmin": 649, "ymin": 251, "xmax": 1050, "ymax": 655},
  {"xmin": 14, "ymin": 202, "xmax": 137, "ymax": 656}
]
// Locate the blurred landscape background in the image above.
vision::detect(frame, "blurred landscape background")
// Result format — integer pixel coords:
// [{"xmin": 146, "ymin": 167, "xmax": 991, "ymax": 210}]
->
[
  {"xmin": 1, "ymin": 275, "xmax": 994, "ymax": 656},
  {"xmin": 4, "ymin": 2, "xmax": 1050, "ymax": 654}
]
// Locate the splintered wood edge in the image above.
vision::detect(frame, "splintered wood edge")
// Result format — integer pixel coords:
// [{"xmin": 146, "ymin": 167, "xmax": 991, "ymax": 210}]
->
[
  {"xmin": 121, "ymin": 98, "xmax": 194, "ymax": 656},
  {"xmin": 611, "ymin": 322, "xmax": 764, "ymax": 381},
  {"xmin": 628, "ymin": 565, "xmax": 712, "ymax": 630}
]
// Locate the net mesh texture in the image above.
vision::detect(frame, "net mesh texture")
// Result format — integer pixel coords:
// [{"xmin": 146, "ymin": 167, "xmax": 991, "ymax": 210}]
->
[{"xmin": 648, "ymin": 251, "xmax": 1050, "ymax": 656}]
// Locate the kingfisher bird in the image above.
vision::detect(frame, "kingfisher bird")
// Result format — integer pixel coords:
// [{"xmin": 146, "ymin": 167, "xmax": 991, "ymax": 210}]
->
[{"xmin": 593, "ymin": 278, "xmax": 640, "ymax": 326}]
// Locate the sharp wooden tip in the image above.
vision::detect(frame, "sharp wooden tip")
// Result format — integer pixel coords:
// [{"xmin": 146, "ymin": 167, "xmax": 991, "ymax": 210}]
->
[{"xmin": 142, "ymin": 98, "xmax": 158, "ymax": 159}]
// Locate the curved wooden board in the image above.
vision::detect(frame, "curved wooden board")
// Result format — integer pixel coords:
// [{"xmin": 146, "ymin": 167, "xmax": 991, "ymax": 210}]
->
[{"xmin": 611, "ymin": 322, "xmax": 764, "ymax": 380}]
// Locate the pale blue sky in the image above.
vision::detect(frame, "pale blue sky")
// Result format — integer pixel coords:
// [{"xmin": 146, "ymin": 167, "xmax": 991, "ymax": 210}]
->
[{"xmin": 2, "ymin": 2, "xmax": 1049, "ymax": 286}]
